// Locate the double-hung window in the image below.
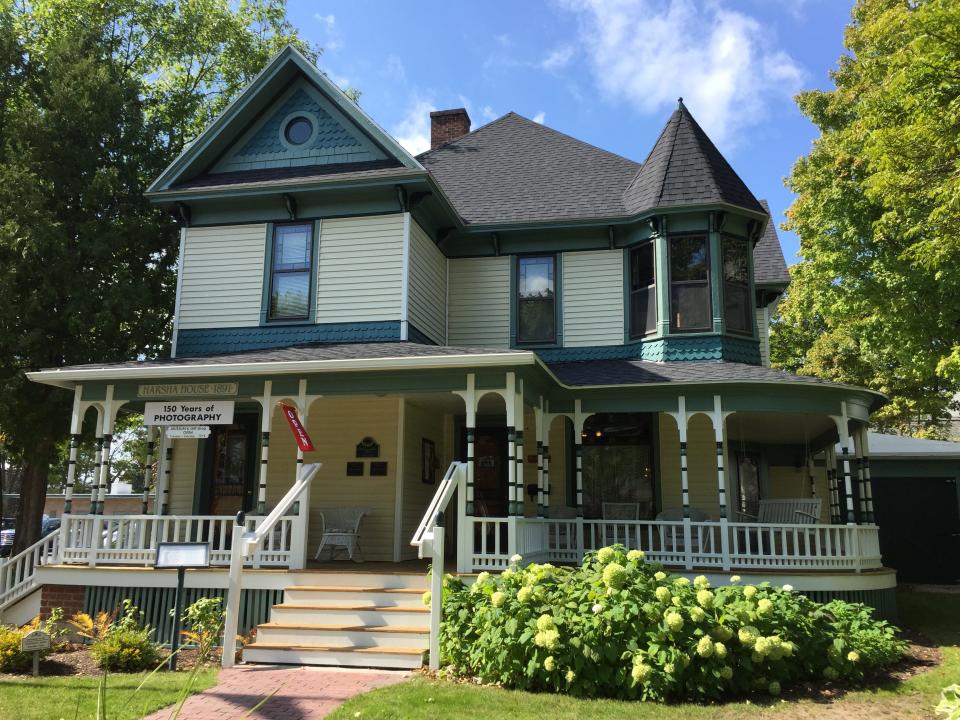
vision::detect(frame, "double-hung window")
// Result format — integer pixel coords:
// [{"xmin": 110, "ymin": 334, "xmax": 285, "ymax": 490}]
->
[
  {"xmin": 722, "ymin": 236, "xmax": 752, "ymax": 334},
  {"xmin": 629, "ymin": 242, "xmax": 656, "ymax": 337},
  {"xmin": 669, "ymin": 235, "xmax": 711, "ymax": 332},
  {"xmin": 268, "ymin": 223, "xmax": 313, "ymax": 321},
  {"xmin": 516, "ymin": 255, "xmax": 556, "ymax": 344}
]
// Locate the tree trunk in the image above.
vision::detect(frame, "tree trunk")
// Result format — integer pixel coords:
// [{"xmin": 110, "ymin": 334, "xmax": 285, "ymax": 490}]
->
[{"xmin": 12, "ymin": 439, "xmax": 51, "ymax": 555}]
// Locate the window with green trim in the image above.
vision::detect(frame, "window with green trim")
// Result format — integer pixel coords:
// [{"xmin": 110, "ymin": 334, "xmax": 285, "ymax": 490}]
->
[
  {"xmin": 268, "ymin": 223, "xmax": 313, "ymax": 321},
  {"xmin": 629, "ymin": 242, "xmax": 656, "ymax": 337},
  {"xmin": 669, "ymin": 235, "xmax": 711, "ymax": 332},
  {"xmin": 723, "ymin": 236, "xmax": 752, "ymax": 334},
  {"xmin": 516, "ymin": 255, "xmax": 556, "ymax": 344}
]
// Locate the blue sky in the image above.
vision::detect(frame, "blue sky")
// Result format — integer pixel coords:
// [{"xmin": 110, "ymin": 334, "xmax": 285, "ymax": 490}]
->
[{"xmin": 285, "ymin": 0, "xmax": 855, "ymax": 264}]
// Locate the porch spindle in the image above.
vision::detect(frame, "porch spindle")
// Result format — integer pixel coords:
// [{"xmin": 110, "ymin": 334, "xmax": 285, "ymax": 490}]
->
[
  {"xmin": 162, "ymin": 443, "xmax": 173, "ymax": 515},
  {"xmin": 64, "ymin": 385, "xmax": 83, "ymax": 515},
  {"xmin": 712, "ymin": 396, "xmax": 727, "ymax": 519},
  {"xmin": 141, "ymin": 426, "xmax": 156, "ymax": 514},
  {"xmin": 90, "ymin": 434, "xmax": 103, "ymax": 514},
  {"xmin": 255, "ymin": 380, "xmax": 273, "ymax": 515},
  {"xmin": 837, "ymin": 438, "xmax": 856, "ymax": 524},
  {"xmin": 859, "ymin": 427, "xmax": 875, "ymax": 523},
  {"xmin": 853, "ymin": 427, "xmax": 869, "ymax": 524},
  {"xmin": 826, "ymin": 445, "xmax": 841, "ymax": 523}
]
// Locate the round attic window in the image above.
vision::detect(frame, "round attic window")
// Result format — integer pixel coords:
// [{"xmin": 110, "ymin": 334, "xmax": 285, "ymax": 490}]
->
[{"xmin": 283, "ymin": 116, "xmax": 313, "ymax": 145}]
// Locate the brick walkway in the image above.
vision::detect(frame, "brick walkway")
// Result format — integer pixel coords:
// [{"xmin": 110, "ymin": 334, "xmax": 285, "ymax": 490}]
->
[{"xmin": 145, "ymin": 665, "xmax": 410, "ymax": 719}]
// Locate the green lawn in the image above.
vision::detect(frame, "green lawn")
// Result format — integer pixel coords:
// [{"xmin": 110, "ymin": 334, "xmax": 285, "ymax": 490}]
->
[
  {"xmin": 0, "ymin": 668, "xmax": 218, "ymax": 720},
  {"xmin": 330, "ymin": 589, "xmax": 960, "ymax": 720}
]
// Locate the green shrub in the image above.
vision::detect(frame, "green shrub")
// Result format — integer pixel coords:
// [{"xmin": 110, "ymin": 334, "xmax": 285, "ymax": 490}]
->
[
  {"xmin": 439, "ymin": 545, "xmax": 906, "ymax": 700},
  {"xmin": 0, "ymin": 625, "xmax": 31, "ymax": 673},
  {"xmin": 89, "ymin": 600, "xmax": 160, "ymax": 672}
]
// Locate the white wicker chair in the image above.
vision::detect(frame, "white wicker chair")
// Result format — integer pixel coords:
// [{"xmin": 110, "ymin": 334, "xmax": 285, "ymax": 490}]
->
[{"xmin": 314, "ymin": 507, "xmax": 369, "ymax": 562}]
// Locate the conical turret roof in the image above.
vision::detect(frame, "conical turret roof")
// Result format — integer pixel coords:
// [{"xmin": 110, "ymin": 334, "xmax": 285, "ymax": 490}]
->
[{"xmin": 623, "ymin": 100, "xmax": 763, "ymax": 215}]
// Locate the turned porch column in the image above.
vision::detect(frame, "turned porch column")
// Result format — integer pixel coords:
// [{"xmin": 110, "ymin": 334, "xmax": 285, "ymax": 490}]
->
[
  {"xmin": 253, "ymin": 380, "xmax": 274, "ymax": 515},
  {"xmin": 141, "ymin": 426, "xmax": 157, "ymax": 514},
  {"xmin": 63, "ymin": 385, "xmax": 84, "ymax": 515}
]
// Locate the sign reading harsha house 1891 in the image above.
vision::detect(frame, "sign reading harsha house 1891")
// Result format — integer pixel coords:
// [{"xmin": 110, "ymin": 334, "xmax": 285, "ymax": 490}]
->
[{"xmin": 138, "ymin": 382, "xmax": 238, "ymax": 398}]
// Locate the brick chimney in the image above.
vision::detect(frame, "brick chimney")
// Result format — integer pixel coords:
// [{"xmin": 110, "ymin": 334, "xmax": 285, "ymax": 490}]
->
[{"xmin": 430, "ymin": 108, "xmax": 471, "ymax": 149}]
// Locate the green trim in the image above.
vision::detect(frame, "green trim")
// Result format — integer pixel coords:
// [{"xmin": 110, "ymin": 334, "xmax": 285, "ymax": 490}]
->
[
  {"xmin": 149, "ymin": 45, "xmax": 421, "ymax": 194},
  {"xmin": 624, "ymin": 240, "xmax": 658, "ymax": 342},
  {"xmin": 709, "ymin": 218, "xmax": 724, "ymax": 334},
  {"xmin": 667, "ymin": 232, "xmax": 713, "ymax": 334}
]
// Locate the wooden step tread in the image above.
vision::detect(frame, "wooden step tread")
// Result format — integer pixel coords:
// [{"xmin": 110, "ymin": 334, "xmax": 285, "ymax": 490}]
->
[
  {"xmin": 257, "ymin": 622, "xmax": 428, "ymax": 634},
  {"xmin": 285, "ymin": 586, "xmax": 427, "ymax": 594},
  {"xmin": 273, "ymin": 603, "xmax": 429, "ymax": 613},
  {"xmin": 246, "ymin": 643, "xmax": 424, "ymax": 656}
]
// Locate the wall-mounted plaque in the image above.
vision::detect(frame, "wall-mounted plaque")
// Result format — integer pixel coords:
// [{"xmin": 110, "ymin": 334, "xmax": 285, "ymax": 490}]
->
[
  {"xmin": 356, "ymin": 437, "xmax": 380, "ymax": 458},
  {"xmin": 346, "ymin": 461, "xmax": 364, "ymax": 477},
  {"xmin": 370, "ymin": 461, "xmax": 388, "ymax": 476}
]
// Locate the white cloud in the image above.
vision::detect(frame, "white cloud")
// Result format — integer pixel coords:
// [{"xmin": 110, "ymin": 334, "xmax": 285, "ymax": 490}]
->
[
  {"xmin": 384, "ymin": 55, "xmax": 407, "ymax": 83},
  {"xmin": 532, "ymin": 111, "xmax": 547, "ymax": 124},
  {"xmin": 541, "ymin": 45, "xmax": 576, "ymax": 70},
  {"xmin": 558, "ymin": 0, "xmax": 805, "ymax": 147},
  {"xmin": 480, "ymin": 105, "xmax": 498, "ymax": 122},
  {"xmin": 393, "ymin": 99, "xmax": 436, "ymax": 155},
  {"xmin": 314, "ymin": 13, "xmax": 336, "ymax": 27}
]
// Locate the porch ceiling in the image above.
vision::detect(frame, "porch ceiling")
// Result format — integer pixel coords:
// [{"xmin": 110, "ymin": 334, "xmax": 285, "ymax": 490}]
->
[{"xmin": 725, "ymin": 412, "xmax": 836, "ymax": 447}]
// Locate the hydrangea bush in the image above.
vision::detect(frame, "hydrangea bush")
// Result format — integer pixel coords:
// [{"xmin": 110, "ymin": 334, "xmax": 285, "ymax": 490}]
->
[{"xmin": 437, "ymin": 546, "xmax": 905, "ymax": 700}]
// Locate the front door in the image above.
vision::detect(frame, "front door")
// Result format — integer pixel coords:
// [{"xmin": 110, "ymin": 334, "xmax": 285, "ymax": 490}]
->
[
  {"xmin": 460, "ymin": 426, "xmax": 508, "ymax": 517},
  {"xmin": 198, "ymin": 412, "xmax": 259, "ymax": 516}
]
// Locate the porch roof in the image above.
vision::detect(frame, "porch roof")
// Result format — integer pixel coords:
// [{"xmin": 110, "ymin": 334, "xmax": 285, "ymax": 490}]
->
[
  {"xmin": 545, "ymin": 358, "xmax": 886, "ymax": 407},
  {"xmin": 26, "ymin": 342, "xmax": 536, "ymax": 387}
]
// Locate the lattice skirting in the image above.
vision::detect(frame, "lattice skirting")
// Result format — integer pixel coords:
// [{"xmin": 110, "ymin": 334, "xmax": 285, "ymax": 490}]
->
[
  {"xmin": 83, "ymin": 586, "xmax": 283, "ymax": 644},
  {"xmin": 799, "ymin": 587, "xmax": 898, "ymax": 622}
]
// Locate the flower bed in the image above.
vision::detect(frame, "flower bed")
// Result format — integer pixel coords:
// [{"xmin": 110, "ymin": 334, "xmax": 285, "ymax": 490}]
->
[{"xmin": 437, "ymin": 546, "xmax": 906, "ymax": 700}]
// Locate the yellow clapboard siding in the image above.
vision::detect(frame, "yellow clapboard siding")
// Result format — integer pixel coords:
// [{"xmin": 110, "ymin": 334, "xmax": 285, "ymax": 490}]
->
[
  {"xmin": 265, "ymin": 396, "xmax": 400, "ymax": 562},
  {"xmin": 316, "ymin": 215, "xmax": 404, "ymax": 324},
  {"xmin": 178, "ymin": 224, "xmax": 267, "ymax": 330},
  {"xmin": 658, "ymin": 413, "xmax": 720, "ymax": 518},
  {"xmin": 447, "ymin": 256, "xmax": 511, "ymax": 347},
  {"xmin": 561, "ymin": 250, "xmax": 625, "ymax": 347},
  {"xmin": 167, "ymin": 438, "xmax": 198, "ymax": 515},
  {"xmin": 399, "ymin": 400, "xmax": 447, "ymax": 560},
  {"xmin": 407, "ymin": 219, "xmax": 446, "ymax": 344}
]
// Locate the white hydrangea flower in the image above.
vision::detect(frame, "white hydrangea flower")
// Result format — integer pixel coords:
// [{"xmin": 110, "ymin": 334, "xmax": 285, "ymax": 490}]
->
[
  {"xmin": 782, "ymin": 584, "xmax": 794, "ymax": 592},
  {"xmin": 592, "ymin": 603, "xmax": 603, "ymax": 614},
  {"xmin": 510, "ymin": 553, "xmax": 523, "ymax": 565}
]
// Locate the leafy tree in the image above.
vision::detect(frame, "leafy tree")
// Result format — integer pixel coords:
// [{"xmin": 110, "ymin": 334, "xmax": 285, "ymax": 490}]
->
[
  {"xmin": 771, "ymin": 0, "xmax": 960, "ymax": 437},
  {"xmin": 0, "ymin": 1, "xmax": 312, "ymax": 553}
]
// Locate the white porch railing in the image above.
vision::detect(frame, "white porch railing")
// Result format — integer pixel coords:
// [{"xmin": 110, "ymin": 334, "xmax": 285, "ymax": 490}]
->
[
  {"xmin": 223, "ymin": 463, "xmax": 320, "ymax": 668},
  {"xmin": 59, "ymin": 512, "xmax": 305, "ymax": 568},
  {"xmin": 466, "ymin": 517, "xmax": 884, "ymax": 574},
  {"xmin": 0, "ymin": 531, "xmax": 60, "ymax": 611},
  {"xmin": 410, "ymin": 461, "xmax": 467, "ymax": 671}
]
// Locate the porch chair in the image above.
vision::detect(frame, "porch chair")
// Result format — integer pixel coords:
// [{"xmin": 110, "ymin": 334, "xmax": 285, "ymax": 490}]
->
[
  {"xmin": 314, "ymin": 507, "xmax": 369, "ymax": 563},
  {"xmin": 737, "ymin": 498, "xmax": 821, "ymax": 524},
  {"xmin": 654, "ymin": 507, "xmax": 711, "ymax": 555}
]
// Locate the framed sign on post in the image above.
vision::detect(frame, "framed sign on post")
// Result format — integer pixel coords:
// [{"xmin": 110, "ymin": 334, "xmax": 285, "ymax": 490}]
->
[
  {"xmin": 155, "ymin": 542, "xmax": 210, "ymax": 670},
  {"xmin": 144, "ymin": 401, "xmax": 234, "ymax": 426}
]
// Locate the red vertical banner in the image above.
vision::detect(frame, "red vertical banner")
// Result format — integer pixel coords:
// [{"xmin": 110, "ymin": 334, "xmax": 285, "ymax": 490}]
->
[{"xmin": 279, "ymin": 403, "xmax": 315, "ymax": 452}]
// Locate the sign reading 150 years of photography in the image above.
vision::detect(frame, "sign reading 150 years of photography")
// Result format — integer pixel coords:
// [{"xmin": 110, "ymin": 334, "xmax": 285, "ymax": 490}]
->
[{"xmin": 144, "ymin": 401, "xmax": 235, "ymax": 426}]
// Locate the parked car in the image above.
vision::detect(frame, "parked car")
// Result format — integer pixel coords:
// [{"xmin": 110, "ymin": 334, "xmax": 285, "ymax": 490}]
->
[{"xmin": 0, "ymin": 515, "xmax": 60, "ymax": 557}]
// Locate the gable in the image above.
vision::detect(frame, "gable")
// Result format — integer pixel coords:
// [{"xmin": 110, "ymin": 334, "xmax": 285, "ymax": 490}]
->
[
  {"xmin": 211, "ymin": 80, "xmax": 388, "ymax": 174},
  {"xmin": 147, "ymin": 45, "xmax": 422, "ymax": 195}
]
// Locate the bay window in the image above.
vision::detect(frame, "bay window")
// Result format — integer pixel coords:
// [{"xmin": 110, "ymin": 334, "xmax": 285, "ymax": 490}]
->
[
  {"xmin": 669, "ymin": 235, "xmax": 711, "ymax": 332},
  {"xmin": 629, "ymin": 242, "xmax": 656, "ymax": 337},
  {"xmin": 516, "ymin": 255, "xmax": 556, "ymax": 344},
  {"xmin": 268, "ymin": 222, "xmax": 314, "ymax": 321},
  {"xmin": 723, "ymin": 236, "xmax": 752, "ymax": 334}
]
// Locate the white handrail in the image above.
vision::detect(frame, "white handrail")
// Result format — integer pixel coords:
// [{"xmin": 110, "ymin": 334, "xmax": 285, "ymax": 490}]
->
[
  {"xmin": 411, "ymin": 461, "xmax": 465, "ymax": 552},
  {"xmin": 222, "ymin": 462, "xmax": 320, "ymax": 668},
  {"xmin": 409, "ymin": 461, "xmax": 465, "ymax": 671},
  {"xmin": 0, "ymin": 531, "xmax": 61, "ymax": 614}
]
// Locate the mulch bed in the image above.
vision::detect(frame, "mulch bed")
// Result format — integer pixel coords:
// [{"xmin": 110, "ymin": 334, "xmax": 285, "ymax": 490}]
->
[{"xmin": 0, "ymin": 643, "xmax": 222, "ymax": 679}]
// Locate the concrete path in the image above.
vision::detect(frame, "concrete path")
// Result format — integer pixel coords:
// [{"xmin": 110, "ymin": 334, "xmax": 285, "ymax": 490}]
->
[{"xmin": 145, "ymin": 665, "xmax": 410, "ymax": 719}]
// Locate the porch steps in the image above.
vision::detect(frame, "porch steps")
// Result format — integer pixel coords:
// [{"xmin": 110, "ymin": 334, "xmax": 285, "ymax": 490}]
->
[{"xmin": 242, "ymin": 574, "xmax": 430, "ymax": 669}]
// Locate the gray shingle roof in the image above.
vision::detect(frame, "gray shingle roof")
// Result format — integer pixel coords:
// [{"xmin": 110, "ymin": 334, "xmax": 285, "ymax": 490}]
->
[
  {"xmin": 417, "ymin": 113, "xmax": 641, "ymax": 225},
  {"xmin": 622, "ymin": 101, "xmax": 764, "ymax": 215},
  {"xmin": 754, "ymin": 199, "xmax": 791, "ymax": 287},
  {"xmin": 547, "ymin": 358, "xmax": 846, "ymax": 387},
  {"xmin": 41, "ymin": 342, "xmax": 528, "ymax": 372}
]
